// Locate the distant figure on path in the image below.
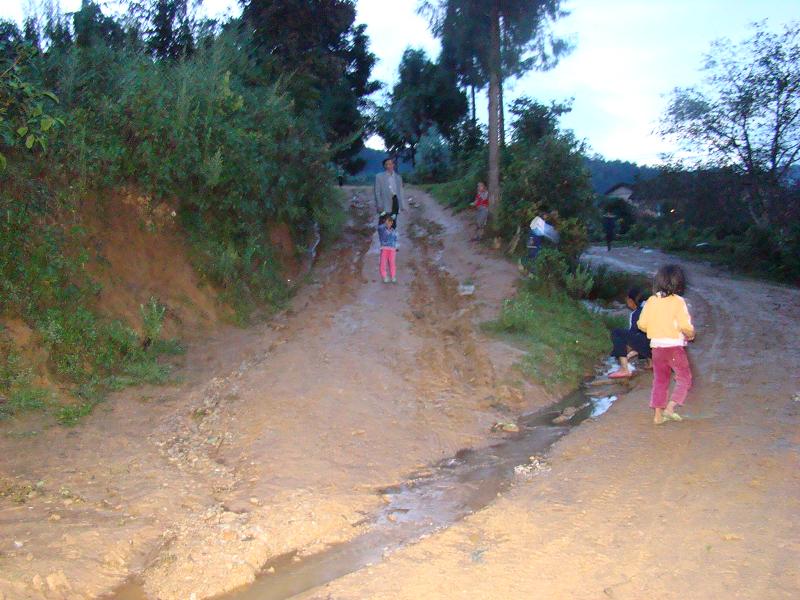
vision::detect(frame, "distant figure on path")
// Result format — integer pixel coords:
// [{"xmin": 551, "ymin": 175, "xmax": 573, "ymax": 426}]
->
[
  {"xmin": 377, "ymin": 213, "xmax": 398, "ymax": 283},
  {"xmin": 471, "ymin": 181, "xmax": 490, "ymax": 240},
  {"xmin": 603, "ymin": 212, "xmax": 616, "ymax": 251},
  {"xmin": 374, "ymin": 158, "xmax": 405, "ymax": 230},
  {"xmin": 608, "ymin": 287, "xmax": 651, "ymax": 379},
  {"xmin": 637, "ymin": 264, "xmax": 695, "ymax": 425}
]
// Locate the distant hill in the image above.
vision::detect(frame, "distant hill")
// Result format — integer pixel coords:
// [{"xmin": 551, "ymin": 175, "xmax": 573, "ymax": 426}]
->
[
  {"xmin": 350, "ymin": 147, "xmax": 413, "ymax": 182},
  {"xmin": 351, "ymin": 148, "xmax": 660, "ymax": 192},
  {"xmin": 583, "ymin": 157, "xmax": 660, "ymax": 195}
]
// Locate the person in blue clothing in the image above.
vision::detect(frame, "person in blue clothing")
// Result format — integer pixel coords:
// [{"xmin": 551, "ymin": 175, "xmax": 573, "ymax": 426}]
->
[
  {"xmin": 377, "ymin": 212, "xmax": 398, "ymax": 283},
  {"xmin": 608, "ymin": 287, "xmax": 651, "ymax": 378}
]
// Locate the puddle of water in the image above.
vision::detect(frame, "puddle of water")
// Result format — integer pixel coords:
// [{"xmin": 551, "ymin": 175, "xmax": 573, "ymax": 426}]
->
[{"xmin": 110, "ymin": 381, "xmax": 627, "ymax": 600}]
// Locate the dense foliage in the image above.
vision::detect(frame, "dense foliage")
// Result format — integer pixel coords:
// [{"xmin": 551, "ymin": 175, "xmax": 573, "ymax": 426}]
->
[
  {"xmin": 1, "ymin": 0, "xmax": 372, "ymax": 421},
  {"xmin": 421, "ymin": 0, "xmax": 570, "ymax": 208},
  {"xmin": 376, "ymin": 47, "xmax": 467, "ymax": 167},
  {"xmin": 241, "ymin": 0, "xmax": 379, "ymax": 174}
]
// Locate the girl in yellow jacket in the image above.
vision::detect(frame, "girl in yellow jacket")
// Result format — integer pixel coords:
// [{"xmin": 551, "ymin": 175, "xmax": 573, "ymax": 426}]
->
[{"xmin": 637, "ymin": 264, "xmax": 695, "ymax": 424}]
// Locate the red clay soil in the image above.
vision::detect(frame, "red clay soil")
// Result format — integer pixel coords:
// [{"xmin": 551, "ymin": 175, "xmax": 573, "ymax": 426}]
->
[
  {"xmin": 83, "ymin": 190, "xmax": 227, "ymax": 338},
  {"xmin": 0, "ymin": 188, "xmax": 546, "ymax": 599}
]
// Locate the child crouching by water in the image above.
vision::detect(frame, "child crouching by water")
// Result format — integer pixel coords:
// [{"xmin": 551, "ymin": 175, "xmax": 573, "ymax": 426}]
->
[
  {"xmin": 378, "ymin": 213, "xmax": 398, "ymax": 283},
  {"xmin": 637, "ymin": 264, "xmax": 695, "ymax": 425},
  {"xmin": 608, "ymin": 287, "xmax": 651, "ymax": 379}
]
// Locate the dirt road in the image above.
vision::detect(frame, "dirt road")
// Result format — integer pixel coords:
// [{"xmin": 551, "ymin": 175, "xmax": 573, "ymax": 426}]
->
[
  {"xmin": 1, "ymin": 188, "xmax": 548, "ymax": 599},
  {"xmin": 307, "ymin": 246, "xmax": 800, "ymax": 599}
]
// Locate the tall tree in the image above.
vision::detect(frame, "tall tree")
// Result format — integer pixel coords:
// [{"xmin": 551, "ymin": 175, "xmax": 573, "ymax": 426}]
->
[
  {"xmin": 73, "ymin": 0, "xmax": 124, "ymax": 49},
  {"xmin": 240, "ymin": 0, "xmax": 379, "ymax": 173},
  {"xmin": 421, "ymin": 0, "xmax": 569, "ymax": 211},
  {"xmin": 661, "ymin": 21, "xmax": 800, "ymax": 227},
  {"xmin": 377, "ymin": 47, "xmax": 467, "ymax": 166}
]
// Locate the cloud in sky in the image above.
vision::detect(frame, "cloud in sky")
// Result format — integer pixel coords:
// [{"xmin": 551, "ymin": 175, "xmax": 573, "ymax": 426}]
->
[
  {"xmin": 359, "ymin": 0, "xmax": 799, "ymax": 164},
  {"xmin": 2, "ymin": 0, "xmax": 797, "ymax": 164}
]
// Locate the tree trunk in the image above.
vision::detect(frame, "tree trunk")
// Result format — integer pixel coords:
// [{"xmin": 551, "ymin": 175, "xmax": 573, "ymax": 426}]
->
[
  {"xmin": 487, "ymin": 1, "xmax": 501, "ymax": 213},
  {"xmin": 470, "ymin": 84, "xmax": 476, "ymax": 124},
  {"xmin": 499, "ymin": 76, "xmax": 505, "ymax": 147}
]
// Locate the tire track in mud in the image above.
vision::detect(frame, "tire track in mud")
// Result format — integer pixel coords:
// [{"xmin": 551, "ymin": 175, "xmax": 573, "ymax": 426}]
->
[
  {"xmin": 127, "ymin": 190, "xmax": 384, "ymax": 599},
  {"xmin": 116, "ymin": 189, "xmax": 524, "ymax": 600},
  {"xmin": 405, "ymin": 216, "xmax": 495, "ymax": 395},
  {"xmin": 1, "ymin": 188, "xmax": 530, "ymax": 600}
]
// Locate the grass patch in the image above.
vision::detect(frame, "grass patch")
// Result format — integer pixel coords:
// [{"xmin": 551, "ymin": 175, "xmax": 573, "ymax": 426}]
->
[
  {"xmin": 1, "ymin": 296, "xmax": 185, "ymax": 425},
  {"xmin": 485, "ymin": 287, "xmax": 613, "ymax": 389},
  {"xmin": 421, "ymin": 178, "xmax": 478, "ymax": 212},
  {"xmin": 0, "ymin": 337, "xmax": 51, "ymax": 420}
]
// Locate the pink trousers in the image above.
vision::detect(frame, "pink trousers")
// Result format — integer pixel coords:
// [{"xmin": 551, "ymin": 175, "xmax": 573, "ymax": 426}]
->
[
  {"xmin": 650, "ymin": 346, "xmax": 692, "ymax": 409},
  {"xmin": 379, "ymin": 247, "xmax": 396, "ymax": 279}
]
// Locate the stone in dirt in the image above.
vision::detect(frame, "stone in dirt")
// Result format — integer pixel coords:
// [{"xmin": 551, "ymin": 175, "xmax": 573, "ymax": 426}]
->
[
  {"xmin": 491, "ymin": 421, "xmax": 520, "ymax": 433},
  {"xmin": 458, "ymin": 284, "xmax": 475, "ymax": 296},
  {"xmin": 551, "ymin": 403, "xmax": 592, "ymax": 424}
]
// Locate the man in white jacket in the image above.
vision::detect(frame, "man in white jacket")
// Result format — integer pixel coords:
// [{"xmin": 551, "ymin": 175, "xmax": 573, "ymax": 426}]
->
[{"xmin": 374, "ymin": 158, "xmax": 405, "ymax": 229}]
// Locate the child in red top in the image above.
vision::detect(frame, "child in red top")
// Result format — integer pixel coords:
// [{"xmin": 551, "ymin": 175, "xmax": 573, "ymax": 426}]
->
[{"xmin": 472, "ymin": 181, "xmax": 489, "ymax": 240}]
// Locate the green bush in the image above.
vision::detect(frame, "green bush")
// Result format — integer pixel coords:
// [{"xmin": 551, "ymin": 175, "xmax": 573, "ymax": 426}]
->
[
  {"xmin": 565, "ymin": 263, "xmax": 594, "ymax": 299},
  {"xmin": 486, "ymin": 286, "xmax": 611, "ymax": 388},
  {"xmin": 587, "ymin": 264, "xmax": 651, "ymax": 304},
  {"xmin": 0, "ymin": 333, "xmax": 50, "ymax": 420},
  {"xmin": 529, "ymin": 248, "xmax": 568, "ymax": 293},
  {"xmin": 413, "ymin": 126, "xmax": 453, "ymax": 183},
  {"xmin": 0, "ymin": 24, "xmax": 345, "ymax": 425},
  {"xmin": 498, "ymin": 132, "xmax": 593, "ymax": 238},
  {"xmin": 140, "ymin": 297, "xmax": 165, "ymax": 344},
  {"xmin": 425, "ymin": 155, "xmax": 486, "ymax": 212},
  {"xmin": 622, "ymin": 217, "xmax": 800, "ymax": 284}
]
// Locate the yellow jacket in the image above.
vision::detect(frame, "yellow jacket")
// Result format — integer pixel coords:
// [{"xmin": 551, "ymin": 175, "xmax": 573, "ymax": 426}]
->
[{"xmin": 637, "ymin": 293, "xmax": 694, "ymax": 347}]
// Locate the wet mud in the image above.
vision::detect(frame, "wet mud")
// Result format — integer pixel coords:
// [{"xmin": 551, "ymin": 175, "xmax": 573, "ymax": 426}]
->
[{"xmin": 210, "ymin": 381, "xmax": 626, "ymax": 600}]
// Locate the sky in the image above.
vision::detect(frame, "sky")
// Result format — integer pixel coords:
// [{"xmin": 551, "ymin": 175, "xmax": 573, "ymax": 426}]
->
[{"xmin": 2, "ymin": 0, "xmax": 798, "ymax": 165}]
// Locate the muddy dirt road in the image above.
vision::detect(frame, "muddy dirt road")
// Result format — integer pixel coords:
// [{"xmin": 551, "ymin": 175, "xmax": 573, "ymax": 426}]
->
[
  {"xmin": 1, "ymin": 188, "xmax": 549, "ymax": 599},
  {"xmin": 308, "ymin": 246, "xmax": 800, "ymax": 600}
]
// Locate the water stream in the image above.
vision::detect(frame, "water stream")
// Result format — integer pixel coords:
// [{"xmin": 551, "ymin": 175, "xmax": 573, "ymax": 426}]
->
[
  {"xmin": 215, "ymin": 381, "xmax": 625, "ymax": 600},
  {"xmin": 112, "ymin": 367, "xmax": 630, "ymax": 600}
]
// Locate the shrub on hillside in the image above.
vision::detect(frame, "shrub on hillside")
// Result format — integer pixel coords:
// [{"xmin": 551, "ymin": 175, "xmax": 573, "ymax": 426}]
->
[{"xmin": 0, "ymin": 25, "xmax": 343, "ymax": 419}]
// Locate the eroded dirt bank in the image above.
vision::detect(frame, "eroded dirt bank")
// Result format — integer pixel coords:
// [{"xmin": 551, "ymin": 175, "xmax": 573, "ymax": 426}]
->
[
  {"xmin": 0, "ymin": 188, "xmax": 546, "ymax": 599},
  {"xmin": 306, "ymin": 246, "xmax": 800, "ymax": 600}
]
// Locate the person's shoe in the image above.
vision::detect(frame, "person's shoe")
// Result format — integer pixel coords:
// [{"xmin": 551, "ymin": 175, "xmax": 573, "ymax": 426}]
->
[
  {"xmin": 663, "ymin": 412, "xmax": 683, "ymax": 422},
  {"xmin": 383, "ymin": 276, "xmax": 390, "ymax": 284},
  {"xmin": 608, "ymin": 370, "xmax": 632, "ymax": 379},
  {"xmin": 391, "ymin": 277, "xmax": 397, "ymax": 284}
]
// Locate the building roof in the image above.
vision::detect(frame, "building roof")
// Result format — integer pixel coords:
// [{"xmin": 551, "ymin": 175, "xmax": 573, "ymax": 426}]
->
[{"xmin": 603, "ymin": 182, "xmax": 635, "ymax": 196}]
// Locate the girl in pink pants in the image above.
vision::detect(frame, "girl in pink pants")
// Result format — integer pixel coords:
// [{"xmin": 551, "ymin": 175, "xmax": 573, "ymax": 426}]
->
[
  {"xmin": 637, "ymin": 264, "xmax": 695, "ymax": 425},
  {"xmin": 378, "ymin": 214, "xmax": 398, "ymax": 283}
]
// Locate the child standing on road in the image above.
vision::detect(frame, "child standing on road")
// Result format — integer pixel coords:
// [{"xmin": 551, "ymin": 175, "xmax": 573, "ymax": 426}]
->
[
  {"xmin": 471, "ymin": 181, "xmax": 490, "ymax": 240},
  {"xmin": 378, "ymin": 213, "xmax": 398, "ymax": 284},
  {"xmin": 637, "ymin": 264, "xmax": 695, "ymax": 425}
]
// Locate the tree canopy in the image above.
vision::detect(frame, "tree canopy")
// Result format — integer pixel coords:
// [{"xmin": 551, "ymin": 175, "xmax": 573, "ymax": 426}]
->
[
  {"xmin": 240, "ymin": 0, "xmax": 379, "ymax": 173},
  {"xmin": 376, "ymin": 47, "xmax": 467, "ymax": 166},
  {"xmin": 420, "ymin": 0, "xmax": 570, "ymax": 209},
  {"xmin": 662, "ymin": 21, "xmax": 800, "ymax": 227}
]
